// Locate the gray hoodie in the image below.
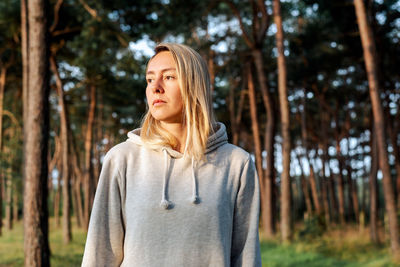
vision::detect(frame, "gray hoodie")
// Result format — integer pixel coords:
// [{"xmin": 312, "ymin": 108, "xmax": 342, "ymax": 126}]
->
[{"xmin": 81, "ymin": 123, "xmax": 261, "ymax": 267}]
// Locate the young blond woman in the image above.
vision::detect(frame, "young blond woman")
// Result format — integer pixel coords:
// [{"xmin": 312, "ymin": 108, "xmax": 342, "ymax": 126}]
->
[{"xmin": 82, "ymin": 43, "xmax": 261, "ymax": 267}]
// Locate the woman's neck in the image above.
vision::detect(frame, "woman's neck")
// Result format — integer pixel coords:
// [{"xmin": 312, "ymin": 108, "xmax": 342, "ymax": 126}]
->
[{"xmin": 160, "ymin": 121, "xmax": 187, "ymax": 153}]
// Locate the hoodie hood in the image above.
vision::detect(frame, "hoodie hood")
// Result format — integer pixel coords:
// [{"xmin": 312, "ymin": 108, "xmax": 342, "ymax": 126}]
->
[
  {"xmin": 126, "ymin": 122, "xmax": 228, "ymax": 157},
  {"xmin": 126, "ymin": 122, "xmax": 228, "ymax": 210}
]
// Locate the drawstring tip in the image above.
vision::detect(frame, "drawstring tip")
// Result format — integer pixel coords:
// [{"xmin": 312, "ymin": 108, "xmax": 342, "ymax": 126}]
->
[
  {"xmin": 160, "ymin": 199, "xmax": 172, "ymax": 209},
  {"xmin": 192, "ymin": 196, "xmax": 200, "ymax": 204}
]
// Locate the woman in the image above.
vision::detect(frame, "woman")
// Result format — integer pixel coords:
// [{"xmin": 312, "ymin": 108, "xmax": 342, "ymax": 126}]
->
[{"xmin": 82, "ymin": 43, "xmax": 261, "ymax": 267}]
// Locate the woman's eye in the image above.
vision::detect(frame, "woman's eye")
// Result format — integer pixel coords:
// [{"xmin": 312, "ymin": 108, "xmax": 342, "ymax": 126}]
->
[
  {"xmin": 146, "ymin": 78, "xmax": 153, "ymax": 83},
  {"xmin": 165, "ymin": 75, "xmax": 175, "ymax": 80}
]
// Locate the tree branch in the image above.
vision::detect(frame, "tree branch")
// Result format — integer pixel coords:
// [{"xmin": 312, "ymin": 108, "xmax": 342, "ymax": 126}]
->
[
  {"xmin": 49, "ymin": 0, "xmax": 64, "ymax": 33},
  {"xmin": 223, "ymin": 0, "xmax": 254, "ymax": 49}
]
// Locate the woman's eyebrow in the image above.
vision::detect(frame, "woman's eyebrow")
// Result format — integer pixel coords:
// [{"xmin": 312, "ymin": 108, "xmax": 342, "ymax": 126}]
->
[{"xmin": 146, "ymin": 68, "xmax": 176, "ymax": 75}]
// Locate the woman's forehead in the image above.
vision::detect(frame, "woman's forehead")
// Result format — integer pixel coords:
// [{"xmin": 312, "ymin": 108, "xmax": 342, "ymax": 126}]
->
[{"xmin": 147, "ymin": 51, "xmax": 176, "ymax": 72}]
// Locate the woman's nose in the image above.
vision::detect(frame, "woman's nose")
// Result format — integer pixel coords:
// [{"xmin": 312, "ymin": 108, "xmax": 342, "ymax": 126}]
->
[{"xmin": 152, "ymin": 79, "xmax": 164, "ymax": 94}]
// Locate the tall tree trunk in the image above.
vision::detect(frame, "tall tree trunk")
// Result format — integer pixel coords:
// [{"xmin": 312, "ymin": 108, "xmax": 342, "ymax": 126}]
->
[
  {"xmin": 369, "ymin": 124, "xmax": 380, "ymax": 244},
  {"xmin": 84, "ymin": 84, "xmax": 96, "ymax": 229},
  {"xmin": 296, "ymin": 153, "xmax": 313, "ymax": 217},
  {"xmin": 274, "ymin": 0, "xmax": 292, "ymax": 242},
  {"xmin": 0, "ymin": 67, "xmax": 6, "ymax": 236},
  {"xmin": 208, "ymin": 49, "xmax": 215, "ymax": 95},
  {"xmin": 301, "ymin": 89, "xmax": 321, "ymax": 215},
  {"xmin": 319, "ymin": 160, "xmax": 330, "ymax": 226},
  {"xmin": 23, "ymin": 0, "xmax": 51, "ymax": 265},
  {"xmin": 5, "ymin": 166, "xmax": 12, "ymax": 230},
  {"xmin": 247, "ymin": 66, "xmax": 267, "ymax": 233},
  {"xmin": 13, "ymin": 182, "xmax": 18, "ymax": 223},
  {"xmin": 70, "ymin": 130, "xmax": 83, "ymax": 228},
  {"xmin": 50, "ymin": 55, "xmax": 72, "ymax": 243},
  {"xmin": 385, "ymin": 109, "xmax": 400, "ymax": 209},
  {"xmin": 0, "ymin": 62, "xmax": 10, "ymax": 236},
  {"xmin": 228, "ymin": 80, "xmax": 245, "ymax": 146},
  {"xmin": 21, "ymin": 0, "xmax": 29, "ymax": 229},
  {"xmin": 351, "ymin": 173, "xmax": 360, "ymax": 224},
  {"xmin": 321, "ymin": 110, "xmax": 338, "ymax": 223},
  {"xmin": 354, "ymin": 0, "xmax": 400, "ymax": 256},
  {"xmin": 335, "ymin": 136, "xmax": 346, "ymax": 225},
  {"xmin": 54, "ymin": 174, "xmax": 62, "ymax": 227},
  {"xmin": 253, "ymin": 48, "xmax": 276, "ymax": 238}
]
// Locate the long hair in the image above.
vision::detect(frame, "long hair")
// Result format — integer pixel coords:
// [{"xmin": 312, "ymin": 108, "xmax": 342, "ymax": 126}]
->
[{"xmin": 140, "ymin": 43, "xmax": 216, "ymax": 160}]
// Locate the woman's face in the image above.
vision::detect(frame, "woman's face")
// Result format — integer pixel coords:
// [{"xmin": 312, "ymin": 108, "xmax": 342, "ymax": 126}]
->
[{"xmin": 146, "ymin": 51, "xmax": 183, "ymax": 124}]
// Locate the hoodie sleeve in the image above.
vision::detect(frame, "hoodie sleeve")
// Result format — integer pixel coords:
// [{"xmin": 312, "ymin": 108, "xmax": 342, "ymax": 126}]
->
[
  {"xmin": 81, "ymin": 152, "xmax": 126, "ymax": 267},
  {"xmin": 231, "ymin": 156, "xmax": 262, "ymax": 267}
]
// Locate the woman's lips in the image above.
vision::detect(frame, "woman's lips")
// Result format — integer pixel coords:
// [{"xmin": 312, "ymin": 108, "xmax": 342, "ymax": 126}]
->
[{"xmin": 153, "ymin": 99, "xmax": 166, "ymax": 106}]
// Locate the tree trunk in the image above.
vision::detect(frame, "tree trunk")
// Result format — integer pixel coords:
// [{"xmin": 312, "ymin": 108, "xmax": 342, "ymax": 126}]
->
[
  {"xmin": 354, "ymin": 0, "xmax": 400, "ymax": 256},
  {"xmin": 296, "ymin": 153, "xmax": 312, "ymax": 217},
  {"xmin": 274, "ymin": 0, "xmax": 291, "ymax": 242},
  {"xmin": 385, "ymin": 109, "xmax": 400, "ymax": 209},
  {"xmin": 301, "ymin": 89, "xmax": 321, "ymax": 215},
  {"xmin": 208, "ymin": 49, "xmax": 215, "ymax": 94},
  {"xmin": 0, "ymin": 62, "xmax": 9, "ymax": 236},
  {"xmin": 23, "ymin": 0, "xmax": 51, "ymax": 265},
  {"xmin": 369, "ymin": 124, "xmax": 380, "ymax": 244},
  {"xmin": 5, "ymin": 167, "xmax": 12, "ymax": 230},
  {"xmin": 346, "ymin": 135, "xmax": 359, "ymax": 224},
  {"xmin": 228, "ymin": 80, "xmax": 245, "ymax": 146},
  {"xmin": 247, "ymin": 67, "xmax": 264, "ymax": 194},
  {"xmin": 335, "ymin": 138, "xmax": 346, "ymax": 225},
  {"xmin": 321, "ymin": 111, "xmax": 338, "ymax": 223},
  {"xmin": 351, "ymin": 173, "xmax": 360, "ymax": 224},
  {"xmin": 70, "ymin": 130, "xmax": 84, "ymax": 228},
  {"xmin": 247, "ymin": 66, "xmax": 267, "ymax": 235},
  {"xmin": 50, "ymin": 55, "xmax": 72, "ymax": 243},
  {"xmin": 252, "ymin": 48, "xmax": 276, "ymax": 238},
  {"xmin": 54, "ymin": 161, "xmax": 61, "ymax": 227},
  {"xmin": 320, "ymin": 162, "xmax": 330, "ymax": 226},
  {"xmin": 13, "ymin": 182, "xmax": 18, "ymax": 223},
  {"xmin": 0, "ymin": 66, "xmax": 6, "ymax": 236},
  {"xmin": 84, "ymin": 84, "xmax": 96, "ymax": 229}
]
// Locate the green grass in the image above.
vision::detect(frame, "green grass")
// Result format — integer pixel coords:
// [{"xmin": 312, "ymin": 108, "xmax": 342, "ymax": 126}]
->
[
  {"xmin": 0, "ymin": 219, "xmax": 86, "ymax": 267},
  {"xmin": 261, "ymin": 226, "xmax": 399, "ymax": 267},
  {"xmin": 0, "ymin": 220, "xmax": 398, "ymax": 266}
]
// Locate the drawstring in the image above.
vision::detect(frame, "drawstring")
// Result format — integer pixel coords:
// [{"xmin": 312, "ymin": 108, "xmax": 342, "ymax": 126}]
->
[
  {"xmin": 160, "ymin": 149, "xmax": 172, "ymax": 209},
  {"xmin": 191, "ymin": 158, "xmax": 200, "ymax": 204},
  {"xmin": 160, "ymin": 148, "xmax": 200, "ymax": 209}
]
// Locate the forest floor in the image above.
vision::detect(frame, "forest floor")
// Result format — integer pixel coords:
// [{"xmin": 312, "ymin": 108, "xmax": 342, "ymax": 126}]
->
[{"xmin": 0, "ymin": 219, "xmax": 398, "ymax": 266}]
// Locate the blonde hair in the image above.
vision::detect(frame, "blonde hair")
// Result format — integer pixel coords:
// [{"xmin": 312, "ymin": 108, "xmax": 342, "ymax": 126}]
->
[{"xmin": 140, "ymin": 43, "xmax": 216, "ymax": 160}]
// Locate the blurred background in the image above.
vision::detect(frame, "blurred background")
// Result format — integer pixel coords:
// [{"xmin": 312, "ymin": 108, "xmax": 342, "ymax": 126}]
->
[{"xmin": 1, "ymin": 0, "xmax": 400, "ymax": 266}]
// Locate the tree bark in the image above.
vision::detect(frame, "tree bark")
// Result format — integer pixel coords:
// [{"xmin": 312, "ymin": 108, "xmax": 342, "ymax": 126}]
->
[
  {"xmin": 70, "ymin": 129, "xmax": 84, "ymax": 228},
  {"xmin": 252, "ymin": 48, "xmax": 276, "ymax": 238},
  {"xmin": 23, "ymin": 0, "xmax": 51, "ymax": 265},
  {"xmin": 5, "ymin": 165, "xmax": 12, "ymax": 230},
  {"xmin": 0, "ymin": 63, "xmax": 10, "ymax": 236},
  {"xmin": 301, "ymin": 89, "xmax": 321, "ymax": 216},
  {"xmin": 295, "ymin": 153, "xmax": 312, "ymax": 217},
  {"xmin": 369, "ymin": 124, "xmax": 380, "ymax": 244},
  {"xmin": 0, "ymin": 66, "xmax": 6, "ymax": 236},
  {"xmin": 247, "ymin": 66, "xmax": 267, "ymax": 234},
  {"xmin": 385, "ymin": 108, "xmax": 400, "ymax": 209},
  {"xmin": 335, "ymin": 136, "xmax": 346, "ymax": 225},
  {"xmin": 354, "ymin": 0, "xmax": 400, "ymax": 256},
  {"xmin": 50, "ymin": 55, "xmax": 72, "ymax": 243},
  {"xmin": 274, "ymin": 0, "xmax": 291, "ymax": 242},
  {"xmin": 319, "ymin": 158, "xmax": 330, "ymax": 226},
  {"xmin": 84, "ymin": 84, "xmax": 96, "ymax": 229},
  {"xmin": 13, "ymin": 182, "xmax": 18, "ymax": 223}
]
